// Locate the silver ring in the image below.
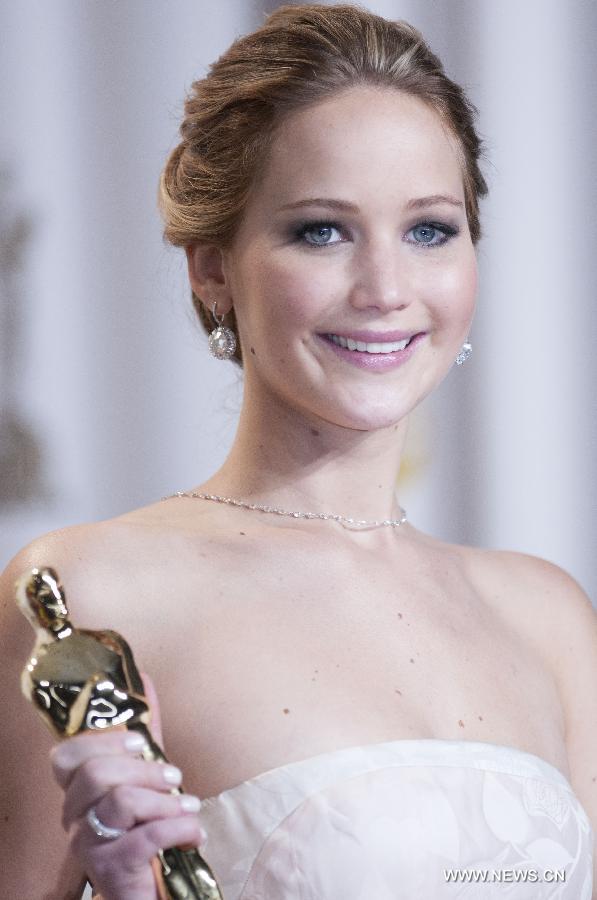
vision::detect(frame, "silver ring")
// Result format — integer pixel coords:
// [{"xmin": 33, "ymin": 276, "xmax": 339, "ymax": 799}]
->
[{"xmin": 86, "ymin": 806, "xmax": 127, "ymax": 840}]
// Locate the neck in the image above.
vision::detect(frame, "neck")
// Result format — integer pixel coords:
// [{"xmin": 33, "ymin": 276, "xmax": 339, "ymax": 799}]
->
[{"xmin": 198, "ymin": 383, "xmax": 409, "ymax": 527}]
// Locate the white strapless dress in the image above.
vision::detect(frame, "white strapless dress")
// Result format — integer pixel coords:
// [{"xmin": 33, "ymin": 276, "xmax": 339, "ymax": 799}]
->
[{"xmin": 197, "ymin": 739, "xmax": 593, "ymax": 899}]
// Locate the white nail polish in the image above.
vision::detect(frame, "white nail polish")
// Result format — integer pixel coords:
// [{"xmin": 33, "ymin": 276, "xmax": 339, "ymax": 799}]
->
[
  {"xmin": 163, "ymin": 765, "xmax": 182, "ymax": 785},
  {"xmin": 180, "ymin": 795, "xmax": 201, "ymax": 813},
  {"xmin": 124, "ymin": 733, "xmax": 147, "ymax": 751}
]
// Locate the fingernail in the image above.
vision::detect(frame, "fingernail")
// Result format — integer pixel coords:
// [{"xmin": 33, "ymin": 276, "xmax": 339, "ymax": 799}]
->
[
  {"xmin": 180, "ymin": 795, "xmax": 201, "ymax": 813},
  {"xmin": 163, "ymin": 765, "xmax": 182, "ymax": 785},
  {"xmin": 125, "ymin": 733, "xmax": 147, "ymax": 752}
]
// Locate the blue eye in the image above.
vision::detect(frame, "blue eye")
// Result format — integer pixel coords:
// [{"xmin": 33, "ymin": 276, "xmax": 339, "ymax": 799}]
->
[
  {"xmin": 295, "ymin": 221, "xmax": 343, "ymax": 247},
  {"xmin": 293, "ymin": 219, "xmax": 459, "ymax": 249},
  {"xmin": 409, "ymin": 222, "xmax": 458, "ymax": 247}
]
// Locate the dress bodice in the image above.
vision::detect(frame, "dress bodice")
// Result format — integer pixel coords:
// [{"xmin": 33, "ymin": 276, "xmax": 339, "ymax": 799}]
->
[{"xmin": 197, "ymin": 738, "xmax": 593, "ymax": 899}]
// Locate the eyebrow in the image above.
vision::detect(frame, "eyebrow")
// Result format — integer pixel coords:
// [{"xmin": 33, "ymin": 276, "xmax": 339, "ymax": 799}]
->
[{"xmin": 277, "ymin": 194, "xmax": 464, "ymax": 213}]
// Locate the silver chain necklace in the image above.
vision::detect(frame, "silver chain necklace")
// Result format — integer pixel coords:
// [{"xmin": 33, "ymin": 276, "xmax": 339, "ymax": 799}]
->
[{"xmin": 163, "ymin": 490, "xmax": 407, "ymax": 531}]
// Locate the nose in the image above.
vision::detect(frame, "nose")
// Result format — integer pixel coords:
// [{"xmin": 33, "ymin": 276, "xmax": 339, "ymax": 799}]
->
[{"xmin": 348, "ymin": 243, "xmax": 413, "ymax": 313}]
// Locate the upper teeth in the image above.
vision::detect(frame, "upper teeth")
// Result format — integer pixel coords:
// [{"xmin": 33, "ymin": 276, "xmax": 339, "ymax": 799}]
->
[{"xmin": 327, "ymin": 334, "xmax": 410, "ymax": 353}]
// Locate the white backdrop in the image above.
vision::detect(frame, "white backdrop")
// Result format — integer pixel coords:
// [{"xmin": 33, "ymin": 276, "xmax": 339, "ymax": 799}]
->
[{"xmin": 1, "ymin": 0, "xmax": 595, "ymax": 605}]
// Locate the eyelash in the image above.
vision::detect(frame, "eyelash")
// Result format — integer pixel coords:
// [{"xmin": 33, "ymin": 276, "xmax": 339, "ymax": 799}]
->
[{"xmin": 293, "ymin": 219, "xmax": 459, "ymax": 249}]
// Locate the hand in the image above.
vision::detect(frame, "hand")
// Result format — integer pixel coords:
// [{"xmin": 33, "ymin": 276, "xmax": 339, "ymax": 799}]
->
[{"xmin": 49, "ymin": 673, "xmax": 206, "ymax": 900}]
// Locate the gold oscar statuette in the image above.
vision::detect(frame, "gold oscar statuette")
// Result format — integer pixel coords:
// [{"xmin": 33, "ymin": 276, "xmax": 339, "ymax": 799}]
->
[{"xmin": 15, "ymin": 566, "xmax": 224, "ymax": 900}]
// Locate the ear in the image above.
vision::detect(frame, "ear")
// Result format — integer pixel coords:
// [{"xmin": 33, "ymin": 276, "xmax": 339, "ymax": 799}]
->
[{"xmin": 185, "ymin": 243, "xmax": 233, "ymax": 317}]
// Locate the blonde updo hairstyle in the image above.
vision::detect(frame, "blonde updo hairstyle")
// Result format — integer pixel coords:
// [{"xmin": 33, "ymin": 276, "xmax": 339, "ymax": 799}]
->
[{"xmin": 159, "ymin": 3, "xmax": 488, "ymax": 369}]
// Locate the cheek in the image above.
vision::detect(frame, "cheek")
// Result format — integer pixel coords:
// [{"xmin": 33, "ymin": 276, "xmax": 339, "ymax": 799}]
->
[
  {"xmin": 252, "ymin": 258, "xmax": 337, "ymax": 330},
  {"xmin": 427, "ymin": 255, "xmax": 477, "ymax": 327}
]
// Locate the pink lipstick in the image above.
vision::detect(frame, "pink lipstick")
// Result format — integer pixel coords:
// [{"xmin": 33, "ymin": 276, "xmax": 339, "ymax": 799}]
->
[{"xmin": 316, "ymin": 332, "xmax": 425, "ymax": 371}]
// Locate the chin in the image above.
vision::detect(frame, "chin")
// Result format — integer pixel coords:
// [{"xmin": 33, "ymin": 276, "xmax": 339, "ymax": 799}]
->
[{"xmin": 311, "ymin": 396, "xmax": 414, "ymax": 433}]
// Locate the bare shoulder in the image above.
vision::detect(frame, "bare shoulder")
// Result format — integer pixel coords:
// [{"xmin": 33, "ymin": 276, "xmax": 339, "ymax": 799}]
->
[
  {"xmin": 457, "ymin": 543, "xmax": 595, "ymax": 647},
  {"xmin": 415, "ymin": 532, "xmax": 596, "ymax": 683},
  {"xmin": 1, "ymin": 500, "xmax": 191, "ymax": 624},
  {"xmin": 1, "ymin": 520, "xmax": 118, "ymax": 646},
  {"xmin": 406, "ymin": 528, "xmax": 594, "ymax": 643},
  {"xmin": 460, "ymin": 544, "xmax": 596, "ymax": 697}
]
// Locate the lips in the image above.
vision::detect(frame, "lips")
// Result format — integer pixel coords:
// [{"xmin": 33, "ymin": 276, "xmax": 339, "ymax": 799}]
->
[{"xmin": 316, "ymin": 331, "xmax": 425, "ymax": 371}]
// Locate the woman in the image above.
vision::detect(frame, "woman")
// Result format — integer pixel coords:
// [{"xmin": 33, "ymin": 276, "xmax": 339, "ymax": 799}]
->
[{"xmin": 1, "ymin": 4, "xmax": 595, "ymax": 898}]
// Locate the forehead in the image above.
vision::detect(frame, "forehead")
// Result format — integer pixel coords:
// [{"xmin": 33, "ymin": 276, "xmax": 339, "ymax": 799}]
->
[{"xmin": 255, "ymin": 86, "xmax": 465, "ymax": 207}]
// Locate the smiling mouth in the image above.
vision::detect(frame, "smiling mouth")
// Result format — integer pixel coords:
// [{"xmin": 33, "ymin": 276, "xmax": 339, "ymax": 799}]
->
[{"xmin": 322, "ymin": 333, "xmax": 415, "ymax": 354}]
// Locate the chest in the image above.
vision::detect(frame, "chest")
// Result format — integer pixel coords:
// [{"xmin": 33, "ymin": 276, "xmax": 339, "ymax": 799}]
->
[{"xmin": 131, "ymin": 535, "xmax": 567, "ymax": 796}]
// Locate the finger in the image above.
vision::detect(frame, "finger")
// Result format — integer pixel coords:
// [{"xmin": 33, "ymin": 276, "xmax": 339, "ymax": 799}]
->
[
  {"xmin": 71, "ymin": 814, "xmax": 207, "ymax": 887},
  {"xmin": 94, "ymin": 785, "xmax": 202, "ymax": 832},
  {"xmin": 140, "ymin": 671, "xmax": 164, "ymax": 748},
  {"xmin": 119, "ymin": 815, "xmax": 207, "ymax": 862},
  {"xmin": 50, "ymin": 730, "xmax": 149, "ymax": 789},
  {"xmin": 121, "ymin": 814, "xmax": 207, "ymax": 858},
  {"xmin": 63, "ymin": 756, "xmax": 183, "ymax": 830}
]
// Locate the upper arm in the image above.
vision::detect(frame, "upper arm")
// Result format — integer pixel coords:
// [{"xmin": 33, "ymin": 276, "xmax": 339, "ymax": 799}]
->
[
  {"xmin": 541, "ymin": 563, "xmax": 597, "ymax": 889},
  {"xmin": 503, "ymin": 554, "xmax": 597, "ymax": 892},
  {"xmin": 0, "ymin": 527, "xmax": 96, "ymax": 897},
  {"xmin": 471, "ymin": 547, "xmax": 596, "ymax": 893}
]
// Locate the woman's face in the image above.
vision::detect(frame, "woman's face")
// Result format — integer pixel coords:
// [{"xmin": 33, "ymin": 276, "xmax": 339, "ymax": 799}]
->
[{"xmin": 224, "ymin": 86, "xmax": 478, "ymax": 431}]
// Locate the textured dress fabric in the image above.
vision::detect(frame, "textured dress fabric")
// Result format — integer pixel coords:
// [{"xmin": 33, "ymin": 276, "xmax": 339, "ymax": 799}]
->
[{"xmin": 197, "ymin": 739, "xmax": 593, "ymax": 900}]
